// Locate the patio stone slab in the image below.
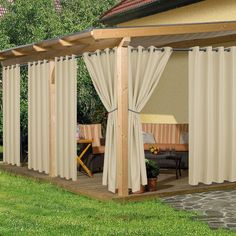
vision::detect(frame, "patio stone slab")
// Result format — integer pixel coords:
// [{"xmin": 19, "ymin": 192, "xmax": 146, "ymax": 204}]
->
[{"xmin": 162, "ymin": 190, "xmax": 236, "ymax": 231}]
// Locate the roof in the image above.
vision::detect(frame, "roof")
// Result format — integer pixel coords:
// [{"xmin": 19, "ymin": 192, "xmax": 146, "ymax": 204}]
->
[
  {"xmin": 1, "ymin": 21, "xmax": 236, "ymax": 66},
  {"xmin": 101, "ymin": 0, "xmax": 155, "ymax": 19},
  {"xmin": 100, "ymin": 0, "xmax": 203, "ymax": 25}
]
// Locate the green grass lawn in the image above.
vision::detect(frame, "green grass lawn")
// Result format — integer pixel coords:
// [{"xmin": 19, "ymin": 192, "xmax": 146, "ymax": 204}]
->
[{"xmin": 0, "ymin": 172, "xmax": 235, "ymax": 236}]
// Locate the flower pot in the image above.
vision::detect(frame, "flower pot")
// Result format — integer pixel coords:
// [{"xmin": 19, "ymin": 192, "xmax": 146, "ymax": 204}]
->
[
  {"xmin": 147, "ymin": 178, "xmax": 157, "ymax": 191},
  {"xmin": 132, "ymin": 185, "xmax": 145, "ymax": 194}
]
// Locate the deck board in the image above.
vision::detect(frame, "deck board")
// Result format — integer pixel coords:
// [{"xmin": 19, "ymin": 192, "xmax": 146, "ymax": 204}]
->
[{"xmin": 1, "ymin": 164, "xmax": 236, "ymax": 202}]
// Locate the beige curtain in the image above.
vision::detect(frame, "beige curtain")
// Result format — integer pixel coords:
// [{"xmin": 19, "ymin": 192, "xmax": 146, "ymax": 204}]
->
[
  {"xmin": 84, "ymin": 47, "xmax": 172, "ymax": 193},
  {"xmin": 3, "ymin": 65, "xmax": 20, "ymax": 166},
  {"xmin": 55, "ymin": 56, "xmax": 77, "ymax": 181},
  {"xmin": 83, "ymin": 49, "xmax": 117, "ymax": 192},
  {"xmin": 189, "ymin": 46, "xmax": 236, "ymax": 185},
  {"xmin": 79, "ymin": 124, "xmax": 102, "ymax": 147},
  {"xmin": 128, "ymin": 46, "xmax": 172, "ymax": 191},
  {"xmin": 28, "ymin": 61, "xmax": 50, "ymax": 173}
]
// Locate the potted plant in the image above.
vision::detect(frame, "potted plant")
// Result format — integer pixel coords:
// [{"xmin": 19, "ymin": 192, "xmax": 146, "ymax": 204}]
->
[{"xmin": 145, "ymin": 159, "xmax": 160, "ymax": 191}]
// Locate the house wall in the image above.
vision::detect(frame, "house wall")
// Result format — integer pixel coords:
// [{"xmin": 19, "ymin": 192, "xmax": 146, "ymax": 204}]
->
[
  {"xmin": 140, "ymin": 52, "xmax": 188, "ymax": 124},
  {"xmin": 119, "ymin": 0, "xmax": 236, "ymax": 26},
  {"xmin": 118, "ymin": 0, "xmax": 236, "ymax": 124}
]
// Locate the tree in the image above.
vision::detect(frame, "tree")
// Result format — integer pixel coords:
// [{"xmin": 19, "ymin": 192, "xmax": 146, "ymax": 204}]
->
[
  {"xmin": 59, "ymin": 0, "xmax": 118, "ymax": 129},
  {"xmin": 0, "ymin": 0, "xmax": 119, "ymax": 144}
]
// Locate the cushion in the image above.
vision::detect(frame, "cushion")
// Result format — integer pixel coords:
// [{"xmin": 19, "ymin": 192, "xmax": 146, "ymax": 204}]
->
[
  {"xmin": 142, "ymin": 132, "xmax": 156, "ymax": 144},
  {"xmin": 180, "ymin": 131, "xmax": 189, "ymax": 144}
]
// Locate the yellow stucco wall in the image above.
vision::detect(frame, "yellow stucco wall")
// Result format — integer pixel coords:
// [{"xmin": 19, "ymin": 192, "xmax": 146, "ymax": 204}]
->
[
  {"xmin": 118, "ymin": 0, "xmax": 236, "ymax": 124},
  {"xmin": 119, "ymin": 0, "xmax": 236, "ymax": 27},
  {"xmin": 140, "ymin": 52, "xmax": 188, "ymax": 124}
]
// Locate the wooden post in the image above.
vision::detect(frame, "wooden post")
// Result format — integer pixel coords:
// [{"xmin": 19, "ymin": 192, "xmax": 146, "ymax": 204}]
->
[
  {"xmin": 117, "ymin": 37, "xmax": 130, "ymax": 197},
  {"xmin": 49, "ymin": 60, "xmax": 56, "ymax": 177}
]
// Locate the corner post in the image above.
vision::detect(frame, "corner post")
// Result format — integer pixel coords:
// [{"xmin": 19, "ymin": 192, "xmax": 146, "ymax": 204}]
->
[
  {"xmin": 117, "ymin": 37, "xmax": 130, "ymax": 197},
  {"xmin": 49, "ymin": 60, "xmax": 56, "ymax": 177}
]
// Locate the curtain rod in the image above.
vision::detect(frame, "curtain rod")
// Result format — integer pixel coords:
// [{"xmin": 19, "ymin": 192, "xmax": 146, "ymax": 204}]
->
[
  {"xmin": 15, "ymin": 55, "xmax": 82, "ymax": 68},
  {"xmin": 4, "ymin": 46, "xmax": 232, "ymax": 68},
  {"xmin": 87, "ymin": 47, "xmax": 232, "ymax": 56},
  {"xmin": 130, "ymin": 47, "xmax": 231, "ymax": 52}
]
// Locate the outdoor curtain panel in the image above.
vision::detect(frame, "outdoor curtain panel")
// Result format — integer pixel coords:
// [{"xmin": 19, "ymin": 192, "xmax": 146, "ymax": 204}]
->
[
  {"xmin": 3, "ymin": 65, "xmax": 20, "ymax": 166},
  {"xmin": 128, "ymin": 46, "xmax": 172, "ymax": 191},
  {"xmin": 84, "ymin": 46, "xmax": 172, "ymax": 193},
  {"xmin": 28, "ymin": 61, "xmax": 50, "ymax": 173},
  {"xmin": 83, "ymin": 49, "xmax": 118, "ymax": 192},
  {"xmin": 189, "ymin": 46, "xmax": 236, "ymax": 185},
  {"xmin": 55, "ymin": 56, "xmax": 77, "ymax": 181}
]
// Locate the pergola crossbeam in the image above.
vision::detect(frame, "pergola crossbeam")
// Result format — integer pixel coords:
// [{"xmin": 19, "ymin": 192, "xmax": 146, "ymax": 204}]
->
[{"xmin": 92, "ymin": 21, "xmax": 236, "ymax": 39}]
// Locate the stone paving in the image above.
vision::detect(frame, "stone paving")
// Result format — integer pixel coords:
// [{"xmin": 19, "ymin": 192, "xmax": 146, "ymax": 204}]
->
[{"xmin": 162, "ymin": 190, "xmax": 236, "ymax": 231}]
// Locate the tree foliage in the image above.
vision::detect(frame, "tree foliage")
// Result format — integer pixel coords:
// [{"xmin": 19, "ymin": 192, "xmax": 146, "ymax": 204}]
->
[{"xmin": 0, "ymin": 0, "xmax": 119, "ymax": 143}]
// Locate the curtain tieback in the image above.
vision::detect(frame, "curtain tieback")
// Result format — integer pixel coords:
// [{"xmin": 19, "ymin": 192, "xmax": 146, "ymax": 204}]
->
[
  {"xmin": 108, "ymin": 108, "xmax": 118, "ymax": 113},
  {"xmin": 108, "ymin": 108, "xmax": 140, "ymax": 114},
  {"xmin": 128, "ymin": 109, "xmax": 140, "ymax": 114}
]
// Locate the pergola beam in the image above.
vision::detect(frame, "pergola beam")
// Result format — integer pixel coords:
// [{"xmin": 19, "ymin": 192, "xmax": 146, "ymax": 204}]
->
[
  {"xmin": 117, "ymin": 37, "xmax": 130, "ymax": 197},
  {"xmin": 49, "ymin": 60, "xmax": 56, "ymax": 177},
  {"xmin": 92, "ymin": 21, "xmax": 236, "ymax": 39}
]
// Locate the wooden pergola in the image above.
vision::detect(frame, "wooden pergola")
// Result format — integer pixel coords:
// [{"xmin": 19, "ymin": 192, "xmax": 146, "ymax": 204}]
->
[{"xmin": 2, "ymin": 21, "xmax": 236, "ymax": 197}]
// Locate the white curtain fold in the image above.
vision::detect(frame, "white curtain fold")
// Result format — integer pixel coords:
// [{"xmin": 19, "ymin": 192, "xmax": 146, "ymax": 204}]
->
[
  {"xmin": 128, "ymin": 46, "xmax": 173, "ymax": 191},
  {"xmin": 28, "ymin": 61, "xmax": 50, "ymax": 173},
  {"xmin": 189, "ymin": 46, "xmax": 236, "ymax": 185},
  {"xmin": 55, "ymin": 55, "xmax": 77, "ymax": 181},
  {"xmin": 3, "ymin": 65, "xmax": 20, "ymax": 166},
  {"xmin": 83, "ymin": 49, "xmax": 117, "ymax": 192},
  {"xmin": 84, "ymin": 46, "xmax": 172, "ymax": 193}
]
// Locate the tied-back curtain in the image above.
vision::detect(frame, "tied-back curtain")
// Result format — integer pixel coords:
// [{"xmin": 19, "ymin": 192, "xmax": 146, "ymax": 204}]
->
[
  {"xmin": 3, "ymin": 65, "xmax": 20, "ymax": 166},
  {"xmin": 189, "ymin": 46, "xmax": 236, "ymax": 185},
  {"xmin": 128, "ymin": 46, "xmax": 172, "ymax": 191},
  {"xmin": 55, "ymin": 55, "xmax": 77, "ymax": 181},
  {"xmin": 83, "ymin": 47, "xmax": 172, "ymax": 193},
  {"xmin": 28, "ymin": 61, "xmax": 50, "ymax": 173},
  {"xmin": 83, "ymin": 49, "xmax": 117, "ymax": 193}
]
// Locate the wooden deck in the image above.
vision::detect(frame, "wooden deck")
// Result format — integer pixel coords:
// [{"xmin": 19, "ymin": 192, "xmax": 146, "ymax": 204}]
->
[{"xmin": 1, "ymin": 163, "xmax": 236, "ymax": 202}]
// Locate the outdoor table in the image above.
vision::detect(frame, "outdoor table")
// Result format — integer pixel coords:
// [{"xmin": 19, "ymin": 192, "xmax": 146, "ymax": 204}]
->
[
  {"xmin": 77, "ymin": 139, "xmax": 93, "ymax": 177},
  {"xmin": 145, "ymin": 152, "xmax": 182, "ymax": 179}
]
